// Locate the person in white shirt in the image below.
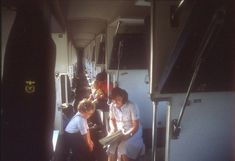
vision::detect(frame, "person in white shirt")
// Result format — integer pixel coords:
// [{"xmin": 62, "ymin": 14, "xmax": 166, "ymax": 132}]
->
[
  {"xmin": 107, "ymin": 87, "xmax": 145, "ymax": 161},
  {"xmin": 65, "ymin": 98, "xmax": 95, "ymax": 161}
]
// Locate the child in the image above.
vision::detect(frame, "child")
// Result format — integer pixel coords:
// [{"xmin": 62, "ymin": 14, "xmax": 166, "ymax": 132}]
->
[{"xmin": 64, "ymin": 98, "xmax": 96, "ymax": 161}]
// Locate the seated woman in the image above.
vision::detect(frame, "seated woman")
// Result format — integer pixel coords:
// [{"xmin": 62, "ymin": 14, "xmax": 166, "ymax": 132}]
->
[
  {"xmin": 107, "ymin": 87, "xmax": 145, "ymax": 161},
  {"xmin": 64, "ymin": 98, "xmax": 95, "ymax": 161},
  {"xmin": 89, "ymin": 71, "xmax": 113, "ymax": 112}
]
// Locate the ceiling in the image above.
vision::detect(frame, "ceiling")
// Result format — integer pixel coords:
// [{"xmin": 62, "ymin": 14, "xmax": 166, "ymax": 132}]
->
[
  {"xmin": 2, "ymin": 0, "xmax": 150, "ymax": 49},
  {"xmin": 65, "ymin": 0, "xmax": 150, "ymax": 48}
]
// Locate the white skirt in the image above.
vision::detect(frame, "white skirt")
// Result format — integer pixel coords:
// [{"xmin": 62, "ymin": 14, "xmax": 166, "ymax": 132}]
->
[{"xmin": 107, "ymin": 127, "xmax": 145, "ymax": 159}]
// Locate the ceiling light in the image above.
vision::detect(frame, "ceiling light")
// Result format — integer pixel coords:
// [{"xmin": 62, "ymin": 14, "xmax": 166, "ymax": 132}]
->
[{"xmin": 135, "ymin": 0, "xmax": 151, "ymax": 6}]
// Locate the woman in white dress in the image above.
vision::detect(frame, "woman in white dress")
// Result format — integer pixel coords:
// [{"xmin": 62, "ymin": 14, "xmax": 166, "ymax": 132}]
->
[{"xmin": 107, "ymin": 87, "xmax": 145, "ymax": 161}]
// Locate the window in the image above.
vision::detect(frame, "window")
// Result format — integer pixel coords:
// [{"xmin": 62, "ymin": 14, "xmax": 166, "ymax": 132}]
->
[{"xmin": 109, "ymin": 33, "xmax": 147, "ymax": 69}]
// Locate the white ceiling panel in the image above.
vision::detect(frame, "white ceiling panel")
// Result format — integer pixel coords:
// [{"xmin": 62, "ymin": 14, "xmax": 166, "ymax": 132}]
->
[{"xmin": 66, "ymin": 0, "xmax": 150, "ymax": 48}]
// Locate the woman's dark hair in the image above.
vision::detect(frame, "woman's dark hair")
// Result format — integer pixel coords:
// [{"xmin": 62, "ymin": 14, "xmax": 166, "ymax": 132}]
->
[
  {"xmin": 111, "ymin": 87, "xmax": 128, "ymax": 103},
  {"xmin": 96, "ymin": 71, "xmax": 107, "ymax": 81}
]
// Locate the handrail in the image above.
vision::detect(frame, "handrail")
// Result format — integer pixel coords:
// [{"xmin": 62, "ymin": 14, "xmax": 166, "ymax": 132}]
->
[
  {"xmin": 116, "ymin": 40, "xmax": 124, "ymax": 86},
  {"xmin": 171, "ymin": 7, "xmax": 226, "ymax": 139},
  {"xmin": 150, "ymin": 1, "xmax": 157, "ymax": 161}
]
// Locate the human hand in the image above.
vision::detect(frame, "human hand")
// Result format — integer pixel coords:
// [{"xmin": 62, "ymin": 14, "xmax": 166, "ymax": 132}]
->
[
  {"xmin": 95, "ymin": 89, "xmax": 104, "ymax": 99},
  {"xmin": 121, "ymin": 129, "xmax": 133, "ymax": 139},
  {"xmin": 121, "ymin": 129, "xmax": 127, "ymax": 135},
  {"xmin": 88, "ymin": 141, "xmax": 94, "ymax": 151},
  {"xmin": 122, "ymin": 129, "xmax": 131, "ymax": 135},
  {"xmin": 107, "ymin": 129, "xmax": 115, "ymax": 136}
]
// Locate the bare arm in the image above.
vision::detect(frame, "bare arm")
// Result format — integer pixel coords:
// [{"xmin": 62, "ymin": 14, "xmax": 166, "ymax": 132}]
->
[
  {"xmin": 83, "ymin": 131, "xmax": 94, "ymax": 151},
  {"xmin": 109, "ymin": 117, "xmax": 117, "ymax": 134},
  {"xmin": 123, "ymin": 119, "xmax": 139, "ymax": 138}
]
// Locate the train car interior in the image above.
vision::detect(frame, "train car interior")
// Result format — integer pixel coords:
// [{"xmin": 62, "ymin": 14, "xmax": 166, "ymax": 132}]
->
[{"xmin": 1, "ymin": 0, "xmax": 235, "ymax": 161}]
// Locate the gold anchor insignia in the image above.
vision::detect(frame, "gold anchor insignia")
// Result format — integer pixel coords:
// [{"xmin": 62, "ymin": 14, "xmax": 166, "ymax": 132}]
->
[{"xmin": 25, "ymin": 80, "xmax": 36, "ymax": 93}]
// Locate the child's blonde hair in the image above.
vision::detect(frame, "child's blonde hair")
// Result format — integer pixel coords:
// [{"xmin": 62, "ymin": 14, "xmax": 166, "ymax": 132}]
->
[{"xmin": 77, "ymin": 98, "xmax": 95, "ymax": 113}]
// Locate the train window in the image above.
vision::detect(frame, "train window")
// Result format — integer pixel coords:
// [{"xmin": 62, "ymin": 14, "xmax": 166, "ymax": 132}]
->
[
  {"xmin": 97, "ymin": 41, "xmax": 105, "ymax": 64},
  {"xmin": 60, "ymin": 75, "xmax": 73, "ymax": 103},
  {"xmin": 92, "ymin": 46, "xmax": 95, "ymax": 62},
  {"xmin": 158, "ymin": 3, "xmax": 235, "ymax": 93},
  {"xmin": 109, "ymin": 33, "xmax": 147, "ymax": 69}
]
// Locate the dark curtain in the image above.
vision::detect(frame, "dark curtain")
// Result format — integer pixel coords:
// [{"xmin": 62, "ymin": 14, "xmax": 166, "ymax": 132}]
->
[{"xmin": 1, "ymin": 1, "xmax": 56, "ymax": 161}]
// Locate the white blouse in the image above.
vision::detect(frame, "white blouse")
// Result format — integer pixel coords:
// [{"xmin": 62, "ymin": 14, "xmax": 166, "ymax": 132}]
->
[
  {"xmin": 65, "ymin": 112, "xmax": 88, "ymax": 135},
  {"xmin": 109, "ymin": 101, "xmax": 140, "ymax": 131}
]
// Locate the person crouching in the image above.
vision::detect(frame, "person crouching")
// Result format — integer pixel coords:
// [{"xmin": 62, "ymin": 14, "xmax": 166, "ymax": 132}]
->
[{"xmin": 64, "ymin": 98, "xmax": 95, "ymax": 161}]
